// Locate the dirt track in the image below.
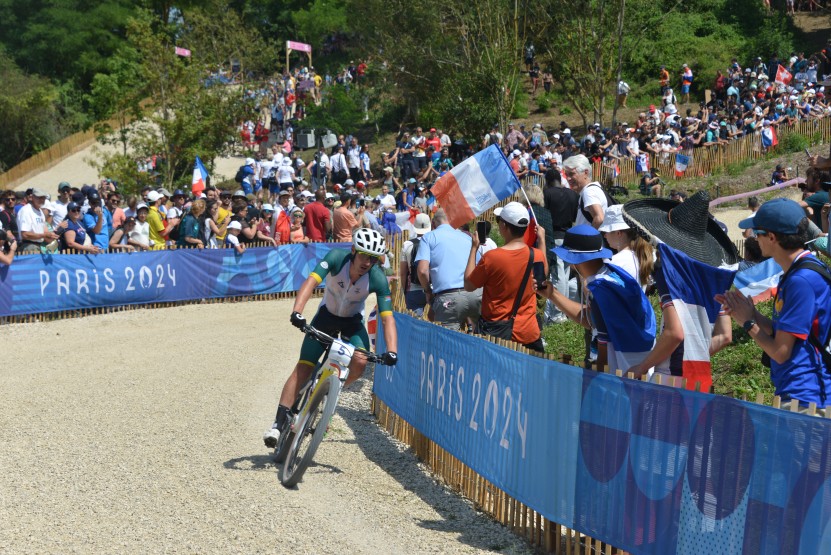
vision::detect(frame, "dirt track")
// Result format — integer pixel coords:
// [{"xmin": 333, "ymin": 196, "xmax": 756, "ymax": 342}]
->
[{"xmin": 0, "ymin": 298, "xmax": 530, "ymax": 554}]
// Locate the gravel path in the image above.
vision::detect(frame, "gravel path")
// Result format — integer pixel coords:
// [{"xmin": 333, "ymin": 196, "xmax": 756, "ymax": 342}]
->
[{"xmin": 0, "ymin": 299, "xmax": 531, "ymax": 554}]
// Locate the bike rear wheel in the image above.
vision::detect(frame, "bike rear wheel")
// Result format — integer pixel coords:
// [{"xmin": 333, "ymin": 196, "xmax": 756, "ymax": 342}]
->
[{"xmin": 280, "ymin": 375, "xmax": 340, "ymax": 487}]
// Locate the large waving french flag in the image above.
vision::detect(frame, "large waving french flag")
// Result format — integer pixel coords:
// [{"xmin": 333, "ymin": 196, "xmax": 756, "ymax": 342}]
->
[
  {"xmin": 657, "ymin": 243, "xmax": 736, "ymax": 392},
  {"xmin": 192, "ymin": 156, "xmax": 209, "ymax": 196},
  {"xmin": 431, "ymin": 145, "xmax": 520, "ymax": 228},
  {"xmin": 733, "ymin": 257, "xmax": 782, "ymax": 302}
]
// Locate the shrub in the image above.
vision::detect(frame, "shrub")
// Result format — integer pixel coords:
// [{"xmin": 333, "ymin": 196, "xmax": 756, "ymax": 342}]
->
[{"xmin": 781, "ymin": 132, "xmax": 810, "ymax": 154}]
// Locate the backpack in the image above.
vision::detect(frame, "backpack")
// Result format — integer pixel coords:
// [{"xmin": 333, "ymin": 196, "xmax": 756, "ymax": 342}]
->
[
  {"xmin": 578, "ymin": 182, "xmax": 620, "ymax": 224},
  {"xmin": 234, "ymin": 166, "xmax": 247, "ymax": 183},
  {"xmin": 776, "ymin": 256, "xmax": 831, "ymax": 404},
  {"xmin": 409, "ymin": 237, "xmax": 421, "ymax": 286}
]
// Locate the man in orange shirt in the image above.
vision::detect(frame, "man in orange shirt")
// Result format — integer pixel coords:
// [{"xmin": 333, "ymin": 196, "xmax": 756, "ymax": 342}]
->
[
  {"xmin": 659, "ymin": 65, "xmax": 670, "ymax": 93},
  {"xmin": 333, "ymin": 193, "xmax": 361, "ymax": 242},
  {"xmin": 464, "ymin": 202, "xmax": 547, "ymax": 352}
]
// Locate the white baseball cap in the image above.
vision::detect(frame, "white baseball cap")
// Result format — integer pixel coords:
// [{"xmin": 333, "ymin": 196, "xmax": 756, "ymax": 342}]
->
[
  {"xmin": 227, "ymin": 220, "xmax": 242, "ymax": 230},
  {"xmin": 146, "ymin": 191, "xmax": 162, "ymax": 202},
  {"xmin": 494, "ymin": 202, "xmax": 530, "ymax": 227},
  {"xmin": 413, "ymin": 213, "xmax": 431, "ymax": 235}
]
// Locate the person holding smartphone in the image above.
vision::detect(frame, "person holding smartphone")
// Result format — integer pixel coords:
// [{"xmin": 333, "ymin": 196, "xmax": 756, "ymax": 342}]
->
[{"xmin": 464, "ymin": 202, "xmax": 547, "ymax": 352}]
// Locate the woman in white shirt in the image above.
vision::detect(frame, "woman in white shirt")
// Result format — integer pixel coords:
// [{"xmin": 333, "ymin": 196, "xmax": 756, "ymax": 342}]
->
[{"xmin": 598, "ymin": 205, "xmax": 654, "ymax": 291}]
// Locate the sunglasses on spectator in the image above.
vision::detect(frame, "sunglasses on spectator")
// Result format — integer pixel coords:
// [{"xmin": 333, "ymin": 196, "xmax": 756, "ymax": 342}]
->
[{"xmin": 69, "ymin": 208, "xmax": 81, "ymax": 212}]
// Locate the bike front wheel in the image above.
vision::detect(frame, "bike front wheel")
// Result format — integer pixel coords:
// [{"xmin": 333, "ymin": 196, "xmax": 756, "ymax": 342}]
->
[{"xmin": 280, "ymin": 375, "xmax": 340, "ymax": 487}]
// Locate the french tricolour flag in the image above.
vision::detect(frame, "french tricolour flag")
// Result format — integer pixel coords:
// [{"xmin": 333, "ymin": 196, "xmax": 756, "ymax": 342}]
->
[
  {"xmin": 657, "ymin": 243, "xmax": 736, "ymax": 392},
  {"xmin": 192, "ymin": 156, "xmax": 209, "ymax": 196},
  {"xmin": 431, "ymin": 145, "xmax": 520, "ymax": 228},
  {"xmin": 734, "ymin": 258, "xmax": 782, "ymax": 302},
  {"xmin": 761, "ymin": 125, "xmax": 778, "ymax": 150},
  {"xmin": 675, "ymin": 153, "xmax": 690, "ymax": 177},
  {"xmin": 635, "ymin": 153, "xmax": 650, "ymax": 174}
]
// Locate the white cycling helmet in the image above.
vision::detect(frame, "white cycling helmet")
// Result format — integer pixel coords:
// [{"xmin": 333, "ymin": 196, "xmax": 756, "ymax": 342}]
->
[{"xmin": 353, "ymin": 228, "xmax": 386, "ymax": 257}]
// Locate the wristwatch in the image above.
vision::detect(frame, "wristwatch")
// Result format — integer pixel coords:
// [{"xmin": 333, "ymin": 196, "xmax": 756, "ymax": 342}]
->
[{"xmin": 742, "ymin": 319, "xmax": 756, "ymax": 333}]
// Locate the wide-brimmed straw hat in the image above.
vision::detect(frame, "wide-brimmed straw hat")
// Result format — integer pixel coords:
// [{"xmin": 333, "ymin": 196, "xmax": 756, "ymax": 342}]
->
[{"xmin": 622, "ymin": 190, "xmax": 739, "ymax": 267}]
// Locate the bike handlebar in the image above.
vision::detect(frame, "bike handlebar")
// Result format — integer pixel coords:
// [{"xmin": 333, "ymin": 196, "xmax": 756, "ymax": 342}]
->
[{"xmin": 303, "ymin": 324, "xmax": 384, "ymax": 363}]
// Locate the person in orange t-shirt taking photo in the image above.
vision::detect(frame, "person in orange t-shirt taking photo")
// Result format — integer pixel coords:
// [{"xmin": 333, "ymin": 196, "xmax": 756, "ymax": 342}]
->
[{"xmin": 465, "ymin": 202, "xmax": 547, "ymax": 352}]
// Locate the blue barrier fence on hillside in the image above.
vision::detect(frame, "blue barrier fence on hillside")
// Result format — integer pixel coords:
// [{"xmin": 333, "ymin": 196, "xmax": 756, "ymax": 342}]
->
[
  {"xmin": 0, "ymin": 244, "xmax": 348, "ymax": 317},
  {"xmin": 375, "ymin": 312, "xmax": 831, "ymax": 555}
]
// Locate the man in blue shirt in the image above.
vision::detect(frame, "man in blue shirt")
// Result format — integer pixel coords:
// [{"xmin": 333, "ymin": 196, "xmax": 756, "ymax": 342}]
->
[
  {"xmin": 82, "ymin": 192, "xmax": 111, "ymax": 250},
  {"xmin": 720, "ymin": 198, "xmax": 831, "ymax": 410},
  {"xmin": 415, "ymin": 209, "xmax": 481, "ymax": 330}
]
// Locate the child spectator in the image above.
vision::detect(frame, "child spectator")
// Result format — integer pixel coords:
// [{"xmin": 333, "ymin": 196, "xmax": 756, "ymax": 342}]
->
[{"xmin": 225, "ymin": 220, "xmax": 245, "ymax": 254}]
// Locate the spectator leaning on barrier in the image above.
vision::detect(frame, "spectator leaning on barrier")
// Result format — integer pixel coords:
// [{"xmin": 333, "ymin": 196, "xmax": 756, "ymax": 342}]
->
[
  {"xmin": 17, "ymin": 188, "xmax": 58, "ymax": 254},
  {"xmin": 177, "ymin": 199, "xmax": 205, "ymax": 249},
  {"xmin": 109, "ymin": 217, "xmax": 140, "ymax": 252},
  {"xmin": 718, "ymin": 199, "xmax": 831, "ymax": 411},
  {"xmin": 62, "ymin": 202, "xmax": 101, "ymax": 254},
  {"xmin": 540, "ymin": 225, "xmax": 657, "ymax": 374},
  {"xmin": 224, "ymin": 220, "xmax": 245, "ymax": 254},
  {"xmin": 465, "ymin": 202, "xmax": 547, "ymax": 352},
  {"xmin": 563, "ymin": 154, "xmax": 607, "ymax": 229},
  {"xmin": 415, "ymin": 209, "xmax": 482, "ymax": 330}
]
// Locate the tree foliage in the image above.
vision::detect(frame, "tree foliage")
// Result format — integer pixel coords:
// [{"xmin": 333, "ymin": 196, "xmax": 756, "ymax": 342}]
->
[
  {"xmin": 0, "ymin": 49, "xmax": 61, "ymax": 172},
  {"xmin": 90, "ymin": 6, "xmax": 250, "ymax": 193}
]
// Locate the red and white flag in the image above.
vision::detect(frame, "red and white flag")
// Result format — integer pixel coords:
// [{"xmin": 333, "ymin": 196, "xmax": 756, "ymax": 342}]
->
[
  {"xmin": 432, "ymin": 145, "xmax": 521, "ymax": 228},
  {"xmin": 775, "ymin": 64, "xmax": 792, "ymax": 85}
]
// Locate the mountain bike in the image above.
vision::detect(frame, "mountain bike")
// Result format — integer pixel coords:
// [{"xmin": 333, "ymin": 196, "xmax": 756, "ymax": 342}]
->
[{"xmin": 273, "ymin": 324, "xmax": 383, "ymax": 487}]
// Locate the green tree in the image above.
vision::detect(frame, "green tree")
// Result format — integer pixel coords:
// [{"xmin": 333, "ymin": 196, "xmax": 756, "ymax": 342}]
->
[
  {"xmin": 0, "ymin": 48, "xmax": 60, "ymax": 172},
  {"xmin": 356, "ymin": 0, "xmax": 524, "ymax": 139},
  {"xmin": 91, "ymin": 8, "xmax": 248, "ymax": 192}
]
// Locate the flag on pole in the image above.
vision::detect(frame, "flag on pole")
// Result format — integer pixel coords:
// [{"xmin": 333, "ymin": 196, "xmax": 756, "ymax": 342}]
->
[
  {"xmin": 636, "ymin": 153, "xmax": 650, "ymax": 174},
  {"xmin": 775, "ymin": 64, "xmax": 792, "ymax": 85},
  {"xmin": 612, "ymin": 163, "xmax": 620, "ymax": 179},
  {"xmin": 431, "ymin": 144, "xmax": 521, "ymax": 228},
  {"xmin": 675, "ymin": 153, "xmax": 690, "ymax": 177},
  {"xmin": 192, "ymin": 156, "xmax": 209, "ymax": 196},
  {"xmin": 655, "ymin": 243, "xmax": 736, "ymax": 392},
  {"xmin": 734, "ymin": 257, "xmax": 782, "ymax": 302}
]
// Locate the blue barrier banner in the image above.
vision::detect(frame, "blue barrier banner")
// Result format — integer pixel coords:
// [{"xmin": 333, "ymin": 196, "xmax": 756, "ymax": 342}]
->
[
  {"xmin": 375, "ymin": 313, "xmax": 831, "ymax": 555},
  {"xmin": 0, "ymin": 244, "xmax": 348, "ymax": 316}
]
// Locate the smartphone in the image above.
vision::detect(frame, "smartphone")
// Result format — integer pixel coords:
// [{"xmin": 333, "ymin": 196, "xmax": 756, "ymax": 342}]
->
[
  {"xmin": 476, "ymin": 221, "xmax": 488, "ymax": 243},
  {"xmin": 533, "ymin": 261, "xmax": 546, "ymax": 286}
]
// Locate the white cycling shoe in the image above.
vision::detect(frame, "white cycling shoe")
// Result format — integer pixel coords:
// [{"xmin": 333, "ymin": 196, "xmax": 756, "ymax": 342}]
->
[{"xmin": 263, "ymin": 424, "xmax": 281, "ymax": 448}]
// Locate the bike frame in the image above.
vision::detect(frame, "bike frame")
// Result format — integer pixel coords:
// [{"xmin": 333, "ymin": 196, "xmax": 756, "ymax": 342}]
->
[{"xmin": 290, "ymin": 337, "xmax": 354, "ymax": 432}]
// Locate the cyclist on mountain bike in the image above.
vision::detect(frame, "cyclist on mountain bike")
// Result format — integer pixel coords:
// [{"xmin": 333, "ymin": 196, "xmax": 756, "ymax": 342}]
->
[{"xmin": 264, "ymin": 228, "xmax": 399, "ymax": 447}]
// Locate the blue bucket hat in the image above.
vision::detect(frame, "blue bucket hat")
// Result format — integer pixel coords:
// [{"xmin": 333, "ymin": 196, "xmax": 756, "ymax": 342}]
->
[
  {"xmin": 739, "ymin": 198, "xmax": 806, "ymax": 235},
  {"xmin": 552, "ymin": 225, "xmax": 612, "ymax": 264}
]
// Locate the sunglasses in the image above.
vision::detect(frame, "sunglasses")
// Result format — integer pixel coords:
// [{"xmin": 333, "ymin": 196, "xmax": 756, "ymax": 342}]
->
[{"xmin": 69, "ymin": 208, "xmax": 81, "ymax": 212}]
